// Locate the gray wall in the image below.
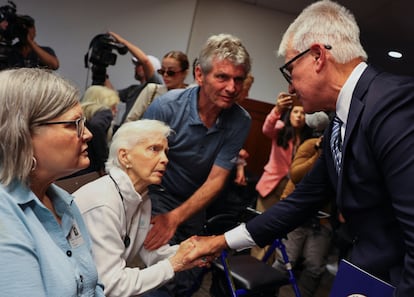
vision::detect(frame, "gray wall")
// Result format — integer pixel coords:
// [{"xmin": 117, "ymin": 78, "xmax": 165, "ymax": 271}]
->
[{"xmin": 11, "ymin": 0, "xmax": 295, "ymax": 104}]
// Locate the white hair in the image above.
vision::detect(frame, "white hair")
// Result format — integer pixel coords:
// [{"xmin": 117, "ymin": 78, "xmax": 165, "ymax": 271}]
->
[
  {"xmin": 278, "ymin": 0, "xmax": 367, "ymax": 63},
  {"xmin": 105, "ymin": 119, "xmax": 172, "ymax": 171},
  {"xmin": 305, "ymin": 111, "xmax": 330, "ymax": 132}
]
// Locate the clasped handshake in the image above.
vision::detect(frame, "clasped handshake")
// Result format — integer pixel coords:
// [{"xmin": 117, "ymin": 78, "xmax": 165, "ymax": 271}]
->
[{"xmin": 168, "ymin": 234, "xmax": 227, "ymax": 272}]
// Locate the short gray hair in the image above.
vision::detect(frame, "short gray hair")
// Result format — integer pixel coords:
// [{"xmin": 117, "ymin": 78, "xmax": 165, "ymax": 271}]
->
[
  {"xmin": 278, "ymin": 0, "xmax": 367, "ymax": 63},
  {"xmin": 106, "ymin": 120, "xmax": 173, "ymax": 171},
  {"xmin": 0, "ymin": 68, "xmax": 80, "ymax": 185},
  {"xmin": 198, "ymin": 33, "xmax": 251, "ymax": 75}
]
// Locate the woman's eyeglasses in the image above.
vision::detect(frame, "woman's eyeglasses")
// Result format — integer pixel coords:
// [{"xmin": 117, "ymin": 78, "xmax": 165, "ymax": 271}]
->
[
  {"xmin": 157, "ymin": 69, "xmax": 184, "ymax": 77},
  {"xmin": 39, "ymin": 116, "xmax": 86, "ymax": 138}
]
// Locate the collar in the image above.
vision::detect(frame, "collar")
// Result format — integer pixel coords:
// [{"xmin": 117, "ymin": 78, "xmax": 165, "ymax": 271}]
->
[
  {"xmin": 9, "ymin": 180, "xmax": 73, "ymax": 212},
  {"xmin": 189, "ymin": 86, "xmax": 225, "ymax": 131},
  {"xmin": 108, "ymin": 167, "xmax": 145, "ymax": 205},
  {"xmin": 336, "ymin": 62, "xmax": 368, "ymax": 126}
]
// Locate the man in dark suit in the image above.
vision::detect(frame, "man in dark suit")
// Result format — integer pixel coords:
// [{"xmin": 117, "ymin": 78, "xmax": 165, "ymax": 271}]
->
[{"xmin": 183, "ymin": 1, "xmax": 414, "ymax": 296}]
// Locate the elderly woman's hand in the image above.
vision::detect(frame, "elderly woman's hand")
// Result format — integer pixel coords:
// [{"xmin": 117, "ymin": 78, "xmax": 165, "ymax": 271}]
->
[
  {"xmin": 169, "ymin": 238, "xmax": 214, "ymax": 272},
  {"xmin": 181, "ymin": 235, "xmax": 226, "ymax": 266}
]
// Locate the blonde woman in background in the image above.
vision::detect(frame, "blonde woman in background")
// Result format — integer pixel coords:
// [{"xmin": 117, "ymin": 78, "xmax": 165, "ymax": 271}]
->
[{"xmin": 77, "ymin": 85, "xmax": 120, "ymax": 176}]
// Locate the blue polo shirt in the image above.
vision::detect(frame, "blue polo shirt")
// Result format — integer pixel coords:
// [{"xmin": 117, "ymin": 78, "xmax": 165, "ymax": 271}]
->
[{"xmin": 143, "ymin": 86, "xmax": 251, "ymax": 203}]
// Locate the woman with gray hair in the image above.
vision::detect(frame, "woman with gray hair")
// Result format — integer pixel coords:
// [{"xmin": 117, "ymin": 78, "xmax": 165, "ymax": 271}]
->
[
  {"xmin": 0, "ymin": 68, "xmax": 104, "ymax": 296},
  {"xmin": 74, "ymin": 120, "xmax": 209, "ymax": 297}
]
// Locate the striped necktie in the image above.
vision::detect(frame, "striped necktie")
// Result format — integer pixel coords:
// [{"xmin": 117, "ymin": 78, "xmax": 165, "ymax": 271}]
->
[{"xmin": 330, "ymin": 116, "xmax": 342, "ymax": 173}]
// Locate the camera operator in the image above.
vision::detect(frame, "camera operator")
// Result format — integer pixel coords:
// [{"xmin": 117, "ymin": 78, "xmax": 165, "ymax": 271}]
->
[
  {"xmin": 105, "ymin": 31, "xmax": 163, "ymax": 87},
  {"xmin": 8, "ymin": 15, "xmax": 59, "ymax": 70},
  {"xmin": 0, "ymin": 11, "xmax": 9, "ymax": 70},
  {"xmin": 104, "ymin": 31, "xmax": 163, "ymax": 129}
]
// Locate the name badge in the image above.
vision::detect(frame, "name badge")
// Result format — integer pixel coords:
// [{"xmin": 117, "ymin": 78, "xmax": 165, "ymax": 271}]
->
[{"xmin": 68, "ymin": 221, "xmax": 84, "ymax": 248}]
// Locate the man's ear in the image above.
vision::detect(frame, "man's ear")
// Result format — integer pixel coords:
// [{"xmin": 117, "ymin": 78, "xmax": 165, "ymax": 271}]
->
[
  {"xmin": 310, "ymin": 44, "xmax": 328, "ymax": 72},
  {"xmin": 195, "ymin": 64, "xmax": 204, "ymax": 85}
]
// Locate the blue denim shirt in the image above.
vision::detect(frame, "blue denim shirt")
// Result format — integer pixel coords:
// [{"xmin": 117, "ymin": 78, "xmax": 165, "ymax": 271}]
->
[{"xmin": 0, "ymin": 181, "xmax": 104, "ymax": 297}]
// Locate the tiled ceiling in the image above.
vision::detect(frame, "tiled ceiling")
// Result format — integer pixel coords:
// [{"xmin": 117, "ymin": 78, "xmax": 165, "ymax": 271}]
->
[{"xmin": 237, "ymin": 0, "xmax": 414, "ymax": 77}]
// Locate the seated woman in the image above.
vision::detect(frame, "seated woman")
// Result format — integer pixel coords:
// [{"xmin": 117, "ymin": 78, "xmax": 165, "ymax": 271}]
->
[
  {"xmin": 0, "ymin": 68, "xmax": 103, "ymax": 296},
  {"xmin": 73, "ymin": 120, "xmax": 208, "ymax": 297}
]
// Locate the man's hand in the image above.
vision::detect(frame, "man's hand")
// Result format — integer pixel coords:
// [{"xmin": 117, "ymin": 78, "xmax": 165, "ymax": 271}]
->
[
  {"xmin": 183, "ymin": 235, "xmax": 227, "ymax": 264},
  {"xmin": 144, "ymin": 212, "xmax": 179, "ymax": 250}
]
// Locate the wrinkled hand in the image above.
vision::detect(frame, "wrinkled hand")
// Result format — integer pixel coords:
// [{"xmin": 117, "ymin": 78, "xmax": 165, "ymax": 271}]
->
[
  {"xmin": 169, "ymin": 238, "xmax": 215, "ymax": 272},
  {"xmin": 144, "ymin": 212, "xmax": 179, "ymax": 250},
  {"xmin": 183, "ymin": 235, "xmax": 226, "ymax": 265}
]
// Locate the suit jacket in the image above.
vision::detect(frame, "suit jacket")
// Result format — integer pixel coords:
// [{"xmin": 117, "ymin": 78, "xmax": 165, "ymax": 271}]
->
[{"xmin": 246, "ymin": 65, "xmax": 414, "ymax": 296}]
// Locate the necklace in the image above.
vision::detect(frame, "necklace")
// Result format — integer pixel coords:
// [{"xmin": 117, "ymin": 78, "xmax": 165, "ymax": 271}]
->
[{"xmin": 108, "ymin": 174, "xmax": 131, "ymax": 248}]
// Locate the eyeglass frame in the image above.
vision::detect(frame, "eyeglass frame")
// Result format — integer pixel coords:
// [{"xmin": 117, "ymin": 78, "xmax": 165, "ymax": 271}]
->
[
  {"xmin": 38, "ymin": 116, "xmax": 86, "ymax": 138},
  {"xmin": 157, "ymin": 68, "xmax": 185, "ymax": 77},
  {"xmin": 279, "ymin": 44, "xmax": 332, "ymax": 84}
]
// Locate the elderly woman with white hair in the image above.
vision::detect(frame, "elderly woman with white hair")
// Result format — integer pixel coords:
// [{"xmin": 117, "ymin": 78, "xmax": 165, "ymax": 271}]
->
[{"xmin": 73, "ymin": 120, "xmax": 208, "ymax": 297}]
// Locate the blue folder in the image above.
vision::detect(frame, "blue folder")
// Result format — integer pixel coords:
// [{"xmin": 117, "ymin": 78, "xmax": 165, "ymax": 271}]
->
[{"xmin": 329, "ymin": 259, "xmax": 395, "ymax": 297}]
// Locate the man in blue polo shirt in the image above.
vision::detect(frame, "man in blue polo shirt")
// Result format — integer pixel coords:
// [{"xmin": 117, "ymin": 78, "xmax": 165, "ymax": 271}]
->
[{"xmin": 142, "ymin": 33, "xmax": 251, "ymax": 296}]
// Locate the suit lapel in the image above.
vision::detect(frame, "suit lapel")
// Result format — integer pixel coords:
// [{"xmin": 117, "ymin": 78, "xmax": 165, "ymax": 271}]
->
[{"xmin": 337, "ymin": 66, "xmax": 381, "ymax": 206}]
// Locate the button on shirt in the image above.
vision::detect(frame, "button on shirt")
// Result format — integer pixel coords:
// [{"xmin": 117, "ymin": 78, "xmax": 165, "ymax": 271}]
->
[{"xmin": 0, "ymin": 181, "xmax": 104, "ymax": 297}]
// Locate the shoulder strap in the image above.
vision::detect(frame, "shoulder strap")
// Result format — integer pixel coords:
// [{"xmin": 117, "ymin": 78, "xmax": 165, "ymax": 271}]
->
[{"xmin": 148, "ymin": 84, "xmax": 159, "ymax": 105}]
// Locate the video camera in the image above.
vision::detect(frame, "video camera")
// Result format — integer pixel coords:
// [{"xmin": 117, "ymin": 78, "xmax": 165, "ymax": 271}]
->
[
  {"xmin": 0, "ymin": 1, "xmax": 33, "ymax": 43},
  {"xmin": 0, "ymin": 1, "xmax": 34, "ymax": 69},
  {"xmin": 84, "ymin": 33, "xmax": 128, "ymax": 85}
]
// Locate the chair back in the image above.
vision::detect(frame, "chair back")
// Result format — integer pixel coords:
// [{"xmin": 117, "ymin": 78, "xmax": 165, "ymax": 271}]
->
[{"xmin": 55, "ymin": 171, "xmax": 101, "ymax": 193}]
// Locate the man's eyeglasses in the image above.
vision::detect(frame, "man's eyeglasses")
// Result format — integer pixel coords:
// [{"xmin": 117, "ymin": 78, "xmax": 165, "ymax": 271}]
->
[
  {"xmin": 39, "ymin": 116, "xmax": 86, "ymax": 138},
  {"xmin": 279, "ymin": 44, "xmax": 332, "ymax": 84},
  {"xmin": 157, "ymin": 69, "xmax": 184, "ymax": 77}
]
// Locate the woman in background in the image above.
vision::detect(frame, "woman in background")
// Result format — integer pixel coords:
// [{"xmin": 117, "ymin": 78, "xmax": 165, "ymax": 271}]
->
[
  {"xmin": 251, "ymin": 92, "xmax": 313, "ymax": 260},
  {"xmin": 0, "ymin": 68, "xmax": 104, "ymax": 296},
  {"xmin": 125, "ymin": 50, "xmax": 190, "ymax": 123},
  {"xmin": 79, "ymin": 85, "xmax": 120, "ymax": 176},
  {"xmin": 158, "ymin": 50, "xmax": 189, "ymax": 90}
]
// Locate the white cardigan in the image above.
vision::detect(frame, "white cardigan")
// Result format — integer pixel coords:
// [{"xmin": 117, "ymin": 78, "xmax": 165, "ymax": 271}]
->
[{"xmin": 74, "ymin": 167, "xmax": 178, "ymax": 297}]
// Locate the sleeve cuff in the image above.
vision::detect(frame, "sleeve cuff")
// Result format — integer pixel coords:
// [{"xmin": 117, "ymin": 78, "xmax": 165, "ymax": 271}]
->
[{"xmin": 224, "ymin": 223, "xmax": 256, "ymax": 251}]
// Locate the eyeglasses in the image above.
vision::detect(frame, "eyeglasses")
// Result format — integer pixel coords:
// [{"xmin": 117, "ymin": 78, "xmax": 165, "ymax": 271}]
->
[
  {"xmin": 157, "ymin": 69, "xmax": 184, "ymax": 77},
  {"xmin": 39, "ymin": 116, "xmax": 86, "ymax": 138},
  {"xmin": 279, "ymin": 44, "xmax": 332, "ymax": 84}
]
